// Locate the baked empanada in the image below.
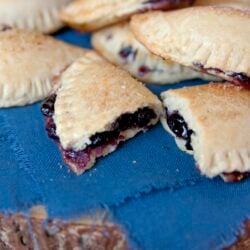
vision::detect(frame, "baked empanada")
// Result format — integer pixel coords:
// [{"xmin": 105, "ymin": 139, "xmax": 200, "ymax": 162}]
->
[
  {"xmin": 0, "ymin": 0, "xmax": 72, "ymax": 33},
  {"xmin": 161, "ymin": 83, "xmax": 250, "ymax": 182},
  {"xmin": 41, "ymin": 54, "xmax": 163, "ymax": 174},
  {"xmin": 0, "ymin": 26, "xmax": 88, "ymax": 107},
  {"xmin": 92, "ymin": 23, "xmax": 218, "ymax": 84},
  {"xmin": 60, "ymin": 0, "xmax": 194, "ymax": 32},
  {"xmin": 130, "ymin": 7, "xmax": 250, "ymax": 88}
]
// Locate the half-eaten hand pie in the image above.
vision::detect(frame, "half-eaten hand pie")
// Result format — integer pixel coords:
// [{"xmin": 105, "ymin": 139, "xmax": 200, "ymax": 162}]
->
[
  {"xmin": 41, "ymin": 54, "xmax": 163, "ymax": 175},
  {"xmin": 0, "ymin": 0, "xmax": 73, "ymax": 33},
  {"xmin": 130, "ymin": 7, "xmax": 250, "ymax": 88},
  {"xmin": 0, "ymin": 26, "xmax": 88, "ymax": 107},
  {"xmin": 92, "ymin": 22, "xmax": 218, "ymax": 84},
  {"xmin": 60, "ymin": 0, "xmax": 194, "ymax": 32},
  {"xmin": 161, "ymin": 83, "xmax": 250, "ymax": 182}
]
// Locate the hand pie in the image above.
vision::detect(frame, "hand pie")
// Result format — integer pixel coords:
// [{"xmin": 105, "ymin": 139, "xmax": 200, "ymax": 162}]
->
[
  {"xmin": 160, "ymin": 83, "xmax": 250, "ymax": 182},
  {"xmin": 41, "ymin": 55, "xmax": 163, "ymax": 175},
  {"xmin": 130, "ymin": 7, "xmax": 250, "ymax": 88},
  {"xmin": 0, "ymin": 0, "xmax": 72, "ymax": 33},
  {"xmin": 0, "ymin": 26, "xmax": 88, "ymax": 108},
  {"xmin": 60, "ymin": 0, "xmax": 194, "ymax": 32},
  {"xmin": 92, "ymin": 23, "xmax": 218, "ymax": 84},
  {"xmin": 195, "ymin": 0, "xmax": 250, "ymax": 10}
]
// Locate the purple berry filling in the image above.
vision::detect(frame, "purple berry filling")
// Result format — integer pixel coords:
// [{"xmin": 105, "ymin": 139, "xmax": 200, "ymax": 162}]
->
[
  {"xmin": 41, "ymin": 95, "xmax": 156, "ymax": 170},
  {"xmin": 142, "ymin": 0, "xmax": 194, "ymax": 11},
  {"xmin": 196, "ymin": 164, "xmax": 249, "ymax": 182},
  {"xmin": 166, "ymin": 110, "xmax": 193, "ymax": 150},
  {"xmin": 193, "ymin": 62, "xmax": 250, "ymax": 89},
  {"xmin": 222, "ymin": 172, "xmax": 250, "ymax": 182},
  {"xmin": 138, "ymin": 65, "xmax": 151, "ymax": 77},
  {"xmin": 165, "ymin": 108, "xmax": 250, "ymax": 182},
  {"xmin": 41, "ymin": 94, "xmax": 56, "ymax": 118},
  {"xmin": 119, "ymin": 46, "xmax": 137, "ymax": 62},
  {"xmin": 1, "ymin": 25, "xmax": 12, "ymax": 32},
  {"xmin": 41, "ymin": 95, "xmax": 59, "ymax": 141}
]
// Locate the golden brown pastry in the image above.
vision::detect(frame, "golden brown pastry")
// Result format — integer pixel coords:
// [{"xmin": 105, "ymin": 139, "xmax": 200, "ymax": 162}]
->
[
  {"xmin": 161, "ymin": 83, "xmax": 250, "ymax": 182},
  {"xmin": 0, "ymin": 26, "xmax": 88, "ymax": 108},
  {"xmin": 0, "ymin": 0, "xmax": 73, "ymax": 33},
  {"xmin": 92, "ymin": 22, "xmax": 218, "ymax": 84},
  {"xmin": 130, "ymin": 7, "xmax": 250, "ymax": 88},
  {"xmin": 41, "ymin": 54, "xmax": 163, "ymax": 175},
  {"xmin": 60, "ymin": 0, "xmax": 194, "ymax": 32}
]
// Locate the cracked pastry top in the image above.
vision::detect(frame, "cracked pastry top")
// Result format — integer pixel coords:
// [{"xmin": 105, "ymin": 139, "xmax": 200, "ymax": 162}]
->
[
  {"xmin": 160, "ymin": 83, "xmax": 250, "ymax": 182},
  {"xmin": 41, "ymin": 53, "xmax": 163, "ymax": 175},
  {"xmin": 60, "ymin": 0, "xmax": 194, "ymax": 32},
  {"xmin": 130, "ymin": 7, "xmax": 250, "ymax": 88},
  {"xmin": 0, "ymin": 26, "xmax": 88, "ymax": 108},
  {"xmin": 92, "ymin": 22, "xmax": 218, "ymax": 84},
  {"xmin": 0, "ymin": 0, "xmax": 73, "ymax": 33}
]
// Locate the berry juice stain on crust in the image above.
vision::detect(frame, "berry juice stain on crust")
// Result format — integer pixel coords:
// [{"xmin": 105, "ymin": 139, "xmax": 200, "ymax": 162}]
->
[
  {"xmin": 138, "ymin": 65, "xmax": 151, "ymax": 77},
  {"xmin": 222, "ymin": 172, "xmax": 250, "ymax": 182},
  {"xmin": 142, "ymin": 0, "xmax": 194, "ymax": 11},
  {"xmin": 119, "ymin": 46, "xmax": 138, "ymax": 62},
  {"xmin": 41, "ymin": 94, "xmax": 56, "ymax": 117},
  {"xmin": 193, "ymin": 62, "xmax": 250, "ymax": 89},
  {"xmin": 1, "ymin": 25, "xmax": 12, "ymax": 32}
]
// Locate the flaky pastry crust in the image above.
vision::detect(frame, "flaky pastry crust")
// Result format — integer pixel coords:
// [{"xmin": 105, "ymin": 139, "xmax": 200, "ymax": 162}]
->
[
  {"xmin": 60, "ymin": 0, "xmax": 194, "ymax": 32},
  {"xmin": 0, "ymin": 0, "xmax": 73, "ymax": 33},
  {"xmin": 161, "ymin": 83, "xmax": 250, "ymax": 178},
  {"xmin": 92, "ymin": 22, "xmax": 218, "ymax": 84},
  {"xmin": 130, "ymin": 7, "xmax": 250, "ymax": 85},
  {"xmin": 0, "ymin": 27, "xmax": 88, "ymax": 107},
  {"xmin": 54, "ymin": 55, "xmax": 163, "ymax": 151}
]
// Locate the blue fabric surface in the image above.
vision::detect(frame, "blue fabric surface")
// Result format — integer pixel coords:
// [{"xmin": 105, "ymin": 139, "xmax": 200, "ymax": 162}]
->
[
  {"xmin": 0, "ymin": 80, "xmax": 204, "ymax": 217},
  {"xmin": 114, "ymin": 179, "xmax": 250, "ymax": 250},
  {"xmin": 0, "ymin": 29, "xmax": 249, "ymax": 249}
]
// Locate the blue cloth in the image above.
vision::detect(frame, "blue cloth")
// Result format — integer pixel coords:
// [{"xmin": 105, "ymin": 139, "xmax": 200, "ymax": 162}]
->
[
  {"xmin": 0, "ymin": 29, "xmax": 249, "ymax": 249},
  {"xmin": 114, "ymin": 179, "xmax": 250, "ymax": 250}
]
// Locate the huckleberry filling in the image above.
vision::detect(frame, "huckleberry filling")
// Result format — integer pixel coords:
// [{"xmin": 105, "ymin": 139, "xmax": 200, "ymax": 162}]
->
[
  {"xmin": 165, "ymin": 108, "xmax": 250, "ymax": 182},
  {"xmin": 222, "ymin": 172, "xmax": 250, "ymax": 182},
  {"xmin": 41, "ymin": 95, "xmax": 157, "ymax": 170},
  {"xmin": 41, "ymin": 94, "xmax": 56, "ymax": 117},
  {"xmin": 138, "ymin": 65, "xmax": 151, "ymax": 77},
  {"xmin": 166, "ymin": 110, "xmax": 193, "ymax": 150},
  {"xmin": 195, "ymin": 164, "xmax": 249, "ymax": 182},
  {"xmin": 142, "ymin": 0, "xmax": 194, "ymax": 11},
  {"xmin": 193, "ymin": 62, "xmax": 250, "ymax": 88},
  {"xmin": 1, "ymin": 25, "xmax": 12, "ymax": 32},
  {"xmin": 41, "ymin": 94, "xmax": 59, "ymax": 141},
  {"xmin": 119, "ymin": 46, "xmax": 138, "ymax": 62}
]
